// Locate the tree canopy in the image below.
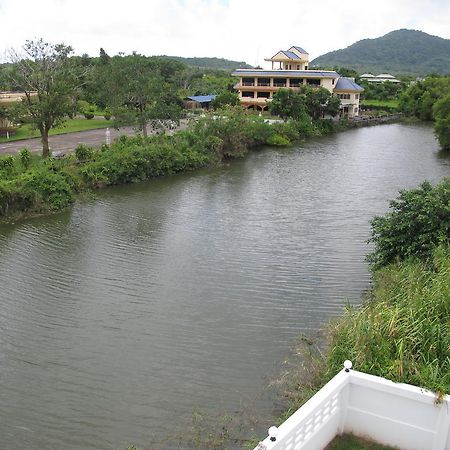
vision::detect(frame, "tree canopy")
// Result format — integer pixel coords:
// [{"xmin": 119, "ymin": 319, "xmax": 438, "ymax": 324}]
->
[
  {"xmin": 269, "ymin": 86, "xmax": 340, "ymax": 121},
  {"xmin": 7, "ymin": 39, "xmax": 85, "ymax": 156}
]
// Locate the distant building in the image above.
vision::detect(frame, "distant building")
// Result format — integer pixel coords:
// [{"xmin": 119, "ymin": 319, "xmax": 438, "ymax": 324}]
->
[
  {"xmin": 0, "ymin": 91, "xmax": 30, "ymax": 135},
  {"xmin": 359, "ymin": 73, "xmax": 401, "ymax": 83},
  {"xmin": 184, "ymin": 94, "xmax": 216, "ymax": 109},
  {"xmin": 232, "ymin": 45, "xmax": 364, "ymax": 117}
]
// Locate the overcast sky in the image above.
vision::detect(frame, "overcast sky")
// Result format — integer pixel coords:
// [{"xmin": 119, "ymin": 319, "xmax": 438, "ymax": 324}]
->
[{"xmin": 1, "ymin": 0, "xmax": 450, "ymax": 66}]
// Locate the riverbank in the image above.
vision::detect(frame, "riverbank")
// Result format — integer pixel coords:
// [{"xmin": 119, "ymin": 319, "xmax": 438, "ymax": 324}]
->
[
  {"xmin": 0, "ymin": 108, "xmax": 378, "ymax": 221},
  {"xmin": 0, "ymin": 122, "xmax": 447, "ymax": 450},
  {"xmin": 267, "ymin": 178, "xmax": 450, "ymax": 450}
]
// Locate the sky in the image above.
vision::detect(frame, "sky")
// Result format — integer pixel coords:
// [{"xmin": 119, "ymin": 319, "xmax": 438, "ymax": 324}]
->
[{"xmin": 1, "ymin": 0, "xmax": 450, "ymax": 66}]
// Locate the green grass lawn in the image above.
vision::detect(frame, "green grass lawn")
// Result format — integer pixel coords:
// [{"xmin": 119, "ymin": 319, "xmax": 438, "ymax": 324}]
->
[
  {"xmin": 360, "ymin": 99, "xmax": 400, "ymax": 109},
  {"xmin": 325, "ymin": 434, "xmax": 397, "ymax": 450},
  {"xmin": 0, "ymin": 118, "xmax": 112, "ymax": 143}
]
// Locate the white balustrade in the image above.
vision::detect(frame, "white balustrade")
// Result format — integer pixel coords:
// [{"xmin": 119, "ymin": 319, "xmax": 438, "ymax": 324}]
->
[{"xmin": 255, "ymin": 362, "xmax": 450, "ymax": 450}]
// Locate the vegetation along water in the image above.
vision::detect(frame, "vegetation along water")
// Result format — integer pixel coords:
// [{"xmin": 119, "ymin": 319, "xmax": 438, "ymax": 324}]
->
[{"xmin": 0, "ymin": 123, "xmax": 448, "ymax": 449}]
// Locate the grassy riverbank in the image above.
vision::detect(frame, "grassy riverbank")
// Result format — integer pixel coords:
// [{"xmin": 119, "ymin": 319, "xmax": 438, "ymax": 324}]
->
[
  {"xmin": 278, "ymin": 178, "xmax": 450, "ymax": 430},
  {"xmin": 0, "ymin": 107, "xmax": 342, "ymax": 220}
]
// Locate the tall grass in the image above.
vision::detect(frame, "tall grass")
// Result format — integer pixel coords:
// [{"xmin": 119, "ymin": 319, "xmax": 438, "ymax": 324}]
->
[{"xmin": 327, "ymin": 245, "xmax": 450, "ymax": 395}]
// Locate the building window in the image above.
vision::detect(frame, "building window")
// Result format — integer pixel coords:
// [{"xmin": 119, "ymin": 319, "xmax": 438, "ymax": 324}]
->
[
  {"xmin": 242, "ymin": 91, "xmax": 255, "ymax": 98},
  {"xmin": 257, "ymin": 91, "xmax": 270, "ymax": 98},
  {"xmin": 242, "ymin": 78, "xmax": 254, "ymax": 86},
  {"xmin": 332, "ymin": 79, "xmax": 335, "ymax": 85},
  {"xmin": 355, "ymin": 93, "xmax": 359, "ymax": 99},
  {"xmin": 337, "ymin": 93, "xmax": 351, "ymax": 100},
  {"xmin": 290, "ymin": 78, "xmax": 304, "ymax": 87},
  {"xmin": 307, "ymin": 78, "xmax": 321, "ymax": 86},
  {"xmin": 257, "ymin": 78, "xmax": 270, "ymax": 87},
  {"xmin": 274, "ymin": 78, "xmax": 287, "ymax": 87},
  {"xmin": 297, "ymin": 65, "xmax": 300, "ymax": 70}
]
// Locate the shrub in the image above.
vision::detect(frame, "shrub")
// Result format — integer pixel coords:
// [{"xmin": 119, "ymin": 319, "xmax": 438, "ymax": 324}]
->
[
  {"xmin": 84, "ymin": 112, "xmax": 95, "ymax": 120},
  {"xmin": 19, "ymin": 148, "xmax": 31, "ymax": 169},
  {"xmin": 75, "ymin": 144, "xmax": 95, "ymax": 162},
  {"xmin": 21, "ymin": 169, "xmax": 74, "ymax": 210},
  {"xmin": 266, "ymin": 134, "xmax": 291, "ymax": 146},
  {"xmin": 368, "ymin": 178, "xmax": 450, "ymax": 269},
  {"xmin": 0, "ymin": 155, "xmax": 16, "ymax": 177}
]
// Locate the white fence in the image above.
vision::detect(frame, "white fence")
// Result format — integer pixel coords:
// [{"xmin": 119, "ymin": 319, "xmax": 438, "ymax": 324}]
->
[{"xmin": 255, "ymin": 362, "xmax": 450, "ymax": 450}]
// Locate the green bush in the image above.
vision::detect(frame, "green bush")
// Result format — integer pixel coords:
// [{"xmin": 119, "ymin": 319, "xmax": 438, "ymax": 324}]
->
[
  {"xmin": 368, "ymin": 179, "xmax": 450, "ymax": 269},
  {"xmin": 0, "ymin": 180, "xmax": 35, "ymax": 216},
  {"xmin": 81, "ymin": 135, "xmax": 210, "ymax": 187},
  {"xmin": 0, "ymin": 155, "xmax": 15, "ymax": 174},
  {"xmin": 21, "ymin": 169, "xmax": 75, "ymax": 210},
  {"xmin": 75, "ymin": 144, "xmax": 95, "ymax": 162},
  {"xmin": 19, "ymin": 148, "xmax": 31, "ymax": 169},
  {"xmin": 266, "ymin": 134, "xmax": 291, "ymax": 146}
]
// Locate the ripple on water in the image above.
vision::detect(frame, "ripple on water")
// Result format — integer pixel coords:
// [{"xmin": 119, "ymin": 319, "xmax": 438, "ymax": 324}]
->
[{"xmin": 0, "ymin": 123, "xmax": 448, "ymax": 449}]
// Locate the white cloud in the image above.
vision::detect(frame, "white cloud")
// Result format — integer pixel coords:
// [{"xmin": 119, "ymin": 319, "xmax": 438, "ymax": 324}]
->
[{"xmin": 1, "ymin": 0, "xmax": 449, "ymax": 64}]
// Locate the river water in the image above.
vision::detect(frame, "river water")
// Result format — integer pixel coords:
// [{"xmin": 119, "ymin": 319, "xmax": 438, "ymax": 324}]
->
[{"xmin": 0, "ymin": 123, "xmax": 448, "ymax": 449}]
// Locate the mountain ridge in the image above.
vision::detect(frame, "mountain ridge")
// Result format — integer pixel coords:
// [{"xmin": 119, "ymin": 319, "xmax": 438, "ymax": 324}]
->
[{"xmin": 310, "ymin": 29, "xmax": 450, "ymax": 76}]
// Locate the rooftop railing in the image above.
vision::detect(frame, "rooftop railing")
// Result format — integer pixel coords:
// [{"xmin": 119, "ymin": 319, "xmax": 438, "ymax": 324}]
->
[{"xmin": 254, "ymin": 362, "xmax": 450, "ymax": 450}]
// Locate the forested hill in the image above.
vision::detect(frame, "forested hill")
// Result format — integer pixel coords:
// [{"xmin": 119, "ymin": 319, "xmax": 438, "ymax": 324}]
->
[
  {"xmin": 159, "ymin": 55, "xmax": 252, "ymax": 70},
  {"xmin": 310, "ymin": 29, "xmax": 450, "ymax": 76}
]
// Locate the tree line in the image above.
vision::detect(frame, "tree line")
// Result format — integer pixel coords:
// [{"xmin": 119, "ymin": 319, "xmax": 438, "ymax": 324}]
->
[
  {"xmin": 399, "ymin": 75, "xmax": 450, "ymax": 150},
  {"xmin": 0, "ymin": 40, "xmax": 237, "ymax": 157}
]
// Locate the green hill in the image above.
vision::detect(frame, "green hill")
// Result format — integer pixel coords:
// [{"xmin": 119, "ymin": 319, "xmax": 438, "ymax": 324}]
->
[
  {"xmin": 310, "ymin": 29, "xmax": 450, "ymax": 76},
  {"xmin": 159, "ymin": 55, "xmax": 252, "ymax": 71}
]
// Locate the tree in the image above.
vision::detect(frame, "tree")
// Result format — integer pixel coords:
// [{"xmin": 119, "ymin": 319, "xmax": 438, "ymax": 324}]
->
[
  {"xmin": 105, "ymin": 54, "xmax": 182, "ymax": 137},
  {"xmin": 433, "ymin": 92, "xmax": 450, "ymax": 150},
  {"xmin": 269, "ymin": 89, "xmax": 307, "ymax": 120},
  {"xmin": 303, "ymin": 86, "xmax": 340, "ymax": 120},
  {"xmin": 368, "ymin": 179, "xmax": 450, "ymax": 269},
  {"xmin": 211, "ymin": 91, "xmax": 239, "ymax": 108},
  {"xmin": 8, "ymin": 39, "xmax": 85, "ymax": 157}
]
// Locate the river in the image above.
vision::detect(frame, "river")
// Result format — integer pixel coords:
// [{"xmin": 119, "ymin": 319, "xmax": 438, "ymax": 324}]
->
[{"xmin": 0, "ymin": 123, "xmax": 448, "ymax": 449}]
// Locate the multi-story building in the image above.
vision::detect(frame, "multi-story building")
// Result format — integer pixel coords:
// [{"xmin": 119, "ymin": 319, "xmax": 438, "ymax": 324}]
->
[{"xmin": 232, "ymin": 45, "xmax": 364, "ymax": 118}]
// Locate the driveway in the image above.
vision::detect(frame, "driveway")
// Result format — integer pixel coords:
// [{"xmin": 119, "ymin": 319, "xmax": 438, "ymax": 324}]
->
[
  {"xmin": 0, "ymin": 119, "xmax": 189, "ymax": 156},
  {"xmin": 0, "ymin": 126, "xmax": 136, "ymax": 156}
]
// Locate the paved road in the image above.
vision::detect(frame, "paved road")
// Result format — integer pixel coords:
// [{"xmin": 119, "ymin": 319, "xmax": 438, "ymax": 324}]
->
[
  {"xmin": 0, "ymin": 118, "xmax": 191, "ymax": 156},
  {"xmin": 0, "ymin": 126, "xmax": 136, "ymax": 156}
]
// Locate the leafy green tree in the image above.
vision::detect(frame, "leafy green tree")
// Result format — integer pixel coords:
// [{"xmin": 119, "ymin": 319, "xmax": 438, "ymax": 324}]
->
[
  {"xmin": 303, "ymin": 86, "xmax": 340, "ymax": 120},
  {"xmin": 368, "ymin": 179, "xmax": 450, "ymax": 269},
  {"xmin": 433, "ymin": 92, "xmax": 450, "ymax": 150},
  {"xmin": 8, "ymin": 39, "xmax": 85, "ymax": 157},
  {"xmin": 399, "ymin": 76, "xmax": 450, "ymax": 120},
  {"xmin": 105, "ymin": 54, "xmax": 182, "ymax": 137},
  {"xmin": 269, "ymin": 89, "xmax": 307, "ymax": 120},
  {"xmin": 211, "ymin": 91, "xmax": 239, "ymax": 108}
]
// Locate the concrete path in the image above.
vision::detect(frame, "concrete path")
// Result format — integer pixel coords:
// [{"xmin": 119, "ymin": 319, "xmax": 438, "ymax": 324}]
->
[{"xmin": 0, "ymin": 126, "xmax": 136, "ymax": 156}]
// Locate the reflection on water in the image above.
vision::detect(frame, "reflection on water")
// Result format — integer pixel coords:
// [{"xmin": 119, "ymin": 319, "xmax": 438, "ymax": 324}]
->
[{"xmin": 0, "ymin": 123, "xmax": 448, "ymax": 449}]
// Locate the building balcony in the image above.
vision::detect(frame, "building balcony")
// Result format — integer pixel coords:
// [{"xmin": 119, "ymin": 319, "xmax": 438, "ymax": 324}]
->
[
  {"xmin": 253, "ymin": 362, "xmax": 450, "ymax": 450},
  {"xmin": 240, "ymin": 97, "xmax": 272, "ymax": 103}
]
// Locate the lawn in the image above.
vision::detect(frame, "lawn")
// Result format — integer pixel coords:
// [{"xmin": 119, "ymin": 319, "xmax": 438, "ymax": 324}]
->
[
  {"xmin": 0, "ymin": 118, "xmax": 112, "ymax": 143},
  {"xmin": 360, "ymin": 99, "xmax": 399, "ymax": 109}
]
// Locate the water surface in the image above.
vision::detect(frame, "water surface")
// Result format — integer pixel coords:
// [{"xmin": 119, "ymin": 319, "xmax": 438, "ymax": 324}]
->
[{"xmin": 0, "ymin": 123, "xmax": 448, "ymax": 449}]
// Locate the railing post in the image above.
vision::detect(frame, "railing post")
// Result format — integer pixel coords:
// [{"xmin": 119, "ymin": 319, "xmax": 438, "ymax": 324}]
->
[
  {"xmin": 432, "ymin": 400, "xmax": 450, "ymax": 450},
  {"xmin": 338, "ymin": 361, "xmax": 352, "ymax": 434}
]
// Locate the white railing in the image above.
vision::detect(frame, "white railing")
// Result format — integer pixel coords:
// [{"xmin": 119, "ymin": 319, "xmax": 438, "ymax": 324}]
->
[{"xmin": 255, "ymin": 362, "xmax": 450, "ymax": 450}]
